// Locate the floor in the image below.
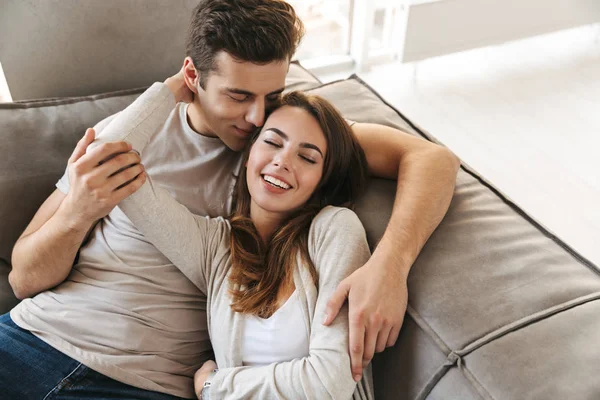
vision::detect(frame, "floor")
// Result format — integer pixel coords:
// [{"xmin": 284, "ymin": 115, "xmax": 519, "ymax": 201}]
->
[{"xmin": 316, "ymin": 24, "xmax": 600, "ymax": 266}]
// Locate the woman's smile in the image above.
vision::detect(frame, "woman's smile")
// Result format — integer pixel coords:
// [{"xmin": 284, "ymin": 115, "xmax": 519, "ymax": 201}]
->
[{"xmin": 262, "ymin": 174, "xmax": 292, "ymax": 190}]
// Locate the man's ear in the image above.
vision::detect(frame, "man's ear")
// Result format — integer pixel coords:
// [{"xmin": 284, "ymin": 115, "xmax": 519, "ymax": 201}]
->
[{"xmin": 183, "ymin": 57, "xmax": 200, "ymax": 94}]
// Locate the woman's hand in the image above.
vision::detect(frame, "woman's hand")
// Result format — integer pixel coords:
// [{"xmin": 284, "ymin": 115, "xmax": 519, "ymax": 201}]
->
[
  {"xmin": 194, "ymin": 359, "xmax": 218, "ymax": 398},
  {"xmin": 165, "ymin": 66, "xmax": 194, "ymax": 104}
]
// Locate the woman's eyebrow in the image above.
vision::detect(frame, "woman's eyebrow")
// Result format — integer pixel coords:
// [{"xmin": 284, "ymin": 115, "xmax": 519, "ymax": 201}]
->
[{"xmin": 265, "ymin": 128, "xmax": 324, "ymax": 157}]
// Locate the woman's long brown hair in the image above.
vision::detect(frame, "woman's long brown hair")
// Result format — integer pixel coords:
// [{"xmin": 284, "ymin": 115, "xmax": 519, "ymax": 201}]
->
[{"xmin": 228, "ymin": 91, "xmax": 368, "ymax": 318}]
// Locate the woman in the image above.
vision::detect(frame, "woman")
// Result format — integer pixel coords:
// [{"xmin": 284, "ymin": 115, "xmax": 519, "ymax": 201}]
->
[{"xmin": 93, "ymin": 81, "xmax": 375, "ymax": 399}]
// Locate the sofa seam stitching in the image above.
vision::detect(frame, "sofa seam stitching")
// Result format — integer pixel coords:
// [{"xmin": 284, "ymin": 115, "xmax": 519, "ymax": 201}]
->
[
  {"xmin": 2, "ymin": 87, "xmax": 149, "ymax": 109},
  {"xmin": 407, "ymin": 305, "xmax": 490, "ymax": 400},
  {"xmin": 458, "ymin": 291, "xmax": 600, "ymax": 357}
]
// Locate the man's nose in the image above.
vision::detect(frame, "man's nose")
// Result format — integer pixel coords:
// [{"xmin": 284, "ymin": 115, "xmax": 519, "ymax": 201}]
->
[{"xmin": 245, "ymin": 99, "xmax": 265, "ymax": 128}]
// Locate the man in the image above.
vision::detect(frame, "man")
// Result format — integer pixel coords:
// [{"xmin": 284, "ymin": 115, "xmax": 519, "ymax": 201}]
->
[{"xmin": 2, "ymin": 0, "xmax": 459, "ymax": 398}]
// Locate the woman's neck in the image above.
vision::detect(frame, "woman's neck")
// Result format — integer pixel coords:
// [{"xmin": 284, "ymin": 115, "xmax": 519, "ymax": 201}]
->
[{"xmin": 250, "ymin": 204, "xmax": 285, "ymax": 244}]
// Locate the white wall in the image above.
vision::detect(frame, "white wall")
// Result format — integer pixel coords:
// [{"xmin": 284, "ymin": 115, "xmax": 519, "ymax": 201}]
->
[
  {"xmin": 400, "ymin": 0, "xmax": 600, "ymax": 62},
  {"xmin": 0, "ymin": 63, "xmax": 12, "ymax": 102}
]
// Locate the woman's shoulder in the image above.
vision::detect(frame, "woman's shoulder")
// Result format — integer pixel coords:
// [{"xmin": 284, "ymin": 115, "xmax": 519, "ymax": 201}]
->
[
  {"xmin": 307, "ymin": 206, "xmax": 370, "ymax": 278},
  {"xmin": 203, "ymin": 215, "xmax": 232, "ymax": 235},
  {"xmin": 310, "ymin": 206, "xmax": 366, "ymax": 242},
  {"xmin": 189, "ymin": 215, "xmax": 232, "ymax": 250}
]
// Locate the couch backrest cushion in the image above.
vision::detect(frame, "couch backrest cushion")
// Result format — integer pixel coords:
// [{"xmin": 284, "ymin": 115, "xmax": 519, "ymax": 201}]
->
[
  {"xmin": 0, "ymin": 1, "xmax": 322, "ymax": 101},
  {"xmin": 0, "ymin": 0, "xmax": 198, "ymax": 100}
]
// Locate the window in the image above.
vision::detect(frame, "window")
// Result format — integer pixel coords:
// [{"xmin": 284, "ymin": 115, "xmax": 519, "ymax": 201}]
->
[
  {"xmin": 0, "ymin": 62, "xmax": 13, "ymax": 102},
  {"xmin": 288, "ymin": 0, "xmax": 352, "ymax": 60},
  {"xmin": 289, "ymin": 0, "xmax": 405, "ymax": 73}
]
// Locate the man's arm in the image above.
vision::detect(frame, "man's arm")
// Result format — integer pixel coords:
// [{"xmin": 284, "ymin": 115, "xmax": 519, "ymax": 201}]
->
[
  {"xmin": 9, "ymin": 129, "xmax": 146, "ymax": 299},
  {"xmin": 353, "ymin": 122, "xmax": 459, "ymax": 269},
  {"xmin": 324, "ymin": 122, "xmax": 460, "ymax": 379}
]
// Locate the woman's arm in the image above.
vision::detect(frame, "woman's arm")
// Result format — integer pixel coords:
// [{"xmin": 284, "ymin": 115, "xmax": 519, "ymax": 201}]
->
[
  {"xmin": 88, "ymin": 83, "xmax": 174, "ymax": 152},
  {"xmin": 205, "ymin": 208, "xmax": 372, "ymax": 400},
  {"xmin": 89, "ymin": 82, "xmax": 225, "ymax": 293}
]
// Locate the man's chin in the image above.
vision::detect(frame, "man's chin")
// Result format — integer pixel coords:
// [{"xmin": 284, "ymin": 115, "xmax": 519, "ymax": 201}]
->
[{"xmin": 225, "ymin": 138, "xmax": 248, "ymax": 152}]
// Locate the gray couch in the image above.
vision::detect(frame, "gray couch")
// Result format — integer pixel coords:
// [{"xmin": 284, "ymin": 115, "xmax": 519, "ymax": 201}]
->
[{"xmin": 2, "ymin": 2, "xmax": 600, "ymax": 399}]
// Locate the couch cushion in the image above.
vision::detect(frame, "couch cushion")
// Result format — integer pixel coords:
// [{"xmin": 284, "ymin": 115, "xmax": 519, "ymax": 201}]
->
[
  {"xmin": 305, "ymin": 76, "xmax": 600, "ymax": 400},
  {"xmin": 0, "ymin": 0, "xmax": 198, "ymax": 100},
  {"xmin": 0, "ymin": 62, "xmax": 320, "ymax": 313}
]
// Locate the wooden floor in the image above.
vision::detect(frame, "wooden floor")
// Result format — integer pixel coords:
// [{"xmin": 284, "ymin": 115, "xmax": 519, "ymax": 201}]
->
[{"xmin": 318, "ymin": 25, "xmax": 600, "ymax": 266}]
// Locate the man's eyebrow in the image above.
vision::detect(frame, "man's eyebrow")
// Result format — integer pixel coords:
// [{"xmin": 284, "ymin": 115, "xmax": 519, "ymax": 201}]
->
[
  {"xmin": 226, "ymin": 88, "xmax": 253, "ymax": 96},
  {"xmin": 225, "ymin": 87, "xmax": 285, "ymax": 97},
  {"xmin": 267, "ymin": 88, "xmax": 285, "ymax": 97},
  {"xmin": 266, "ymin": 128, "xmax": 324, "ymax": 157}
]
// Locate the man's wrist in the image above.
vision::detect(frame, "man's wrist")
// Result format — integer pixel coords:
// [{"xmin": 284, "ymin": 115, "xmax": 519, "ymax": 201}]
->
[
  {"xmin": 54, "ymin": 200, "xmax": 95, "ymax": 236},
  {"xmin": 370, "ymin": 240, "xmax": 412, "ymax": 281}
]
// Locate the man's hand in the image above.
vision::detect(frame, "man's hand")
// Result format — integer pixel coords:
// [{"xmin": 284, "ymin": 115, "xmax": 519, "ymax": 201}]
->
[
  {"xmin": 165, "ymin": 66, "xmax": 194, "ymax": 104},
  {"xmin": 194, "ymin": 360, "xmax": 218, "ymax": 398},
  {"xmin": 61, "ymin": 128, "xmax": 147, "ymax": 228},
  {"xmin": 323, "ymin": 255, "xmax": 408, "ymax": 382}
]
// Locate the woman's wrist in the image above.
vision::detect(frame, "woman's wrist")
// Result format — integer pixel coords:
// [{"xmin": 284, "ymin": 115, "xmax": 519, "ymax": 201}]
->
[
  {"xmin": 164, "ymin": 77, "xmax": 189, "ymax": 103},
  {"xmin": 197, "ymin": 369, "xmax": 218, "ymax": 399},
  {"xmin": 164, "ymin": 67, "xmax": 193, "ymax": 104},
  {"xmin": 194, "ymin": 360, "xmax": 218, "ymax": 399}
]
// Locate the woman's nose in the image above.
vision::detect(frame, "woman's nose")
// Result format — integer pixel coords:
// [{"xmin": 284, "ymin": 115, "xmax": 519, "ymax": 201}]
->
[{"xmin": 273, "ymin": 151, "xmax": 291, "ymax": 170}]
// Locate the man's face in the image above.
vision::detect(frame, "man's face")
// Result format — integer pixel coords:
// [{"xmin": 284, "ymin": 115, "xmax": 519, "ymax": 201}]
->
[{"xmin": 190, "ymin": 52, "xmax": 289, "ymax": 152}]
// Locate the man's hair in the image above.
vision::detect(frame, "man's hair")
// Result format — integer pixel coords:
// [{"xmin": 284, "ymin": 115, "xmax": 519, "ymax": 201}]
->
[{"xmin": 186, "ymin": 0, "xmax": 305, "ymax": 88}]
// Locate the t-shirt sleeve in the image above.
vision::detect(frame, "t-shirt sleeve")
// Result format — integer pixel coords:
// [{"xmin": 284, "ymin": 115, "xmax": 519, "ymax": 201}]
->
[{"xmin": 55, "ymin": 113, "xmax": 119, "ymax": 194}]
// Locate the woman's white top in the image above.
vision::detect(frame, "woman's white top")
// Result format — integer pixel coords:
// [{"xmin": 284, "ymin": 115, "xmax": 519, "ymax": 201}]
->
[{"xmin": 241, "ymin": 290, "xmax": 310, "ymax": 366}]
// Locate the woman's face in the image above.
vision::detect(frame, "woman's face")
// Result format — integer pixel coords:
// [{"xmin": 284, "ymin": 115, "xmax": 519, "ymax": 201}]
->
[{"xmin": 246, "ymin": 105, "xmax": 327, "ymax": 219}]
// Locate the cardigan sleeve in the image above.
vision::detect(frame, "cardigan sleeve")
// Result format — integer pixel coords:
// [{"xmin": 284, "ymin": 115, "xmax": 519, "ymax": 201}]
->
[
  {"xmin": 208, "ymin": 207, "xmax": 373, "ymax": 400},
  {"xmin": 87, "ymin": 82, "xmax": 175, "ymax": 154},
  {"xmin": 87, "ymin": 83, "xmax": 229, "ymax": 295}
]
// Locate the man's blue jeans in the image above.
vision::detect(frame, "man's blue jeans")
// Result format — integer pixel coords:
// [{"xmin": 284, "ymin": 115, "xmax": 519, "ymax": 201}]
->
[{"xmin": 0, "ymin": 313, "xmax": 184, "ymax": 400}]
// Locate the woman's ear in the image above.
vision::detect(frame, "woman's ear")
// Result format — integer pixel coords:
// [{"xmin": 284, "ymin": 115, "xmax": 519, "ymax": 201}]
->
[{"xmin": 183, "ymin": 57, "xmax": 200, "ymax": 94}]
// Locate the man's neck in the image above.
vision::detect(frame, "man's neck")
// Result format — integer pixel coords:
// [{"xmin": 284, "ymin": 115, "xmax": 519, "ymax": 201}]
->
[{"xmin": 186, "ymin": 101, "xmax": 218, "ymax": 138}]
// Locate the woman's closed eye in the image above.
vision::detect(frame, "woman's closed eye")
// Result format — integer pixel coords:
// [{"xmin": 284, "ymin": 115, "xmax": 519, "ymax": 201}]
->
[
  {"xmin": 264, "ymin": 139, "xmax": 281, "ymax": 148},
  {"xmin": 264, "ymin": 140, "xmax": 317, "ymax": 164},
  {"xmin": 299, "ymin": 154, "xmax": 316, "ymax": 164}
]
